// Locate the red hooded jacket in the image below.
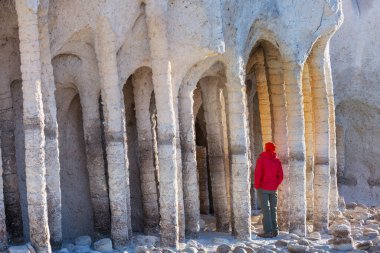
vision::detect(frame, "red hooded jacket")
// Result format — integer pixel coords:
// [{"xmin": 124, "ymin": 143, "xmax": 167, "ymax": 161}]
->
[{"xmin": 254, "ymin": 151, "xmax": 284, "ymax": 191}]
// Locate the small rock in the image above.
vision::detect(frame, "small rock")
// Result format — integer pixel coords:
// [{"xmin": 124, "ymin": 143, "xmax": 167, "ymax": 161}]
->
[
  {"xmin": 333, "ymin": 224, "xmax": 351, "ymax": 237},
  {"xmin": 59, "ymin": 248, "xmax": 69, "ymax": 253},
  {"xmin": 8, "ymin": 246, "xmax": 31, "ymax": 253},
  {"xmin": 62, "ymin": 243, "xmax": 75, "ymax": 251},
  {"xmin": 297, "ymin": 238, "xmax": 310, "ymax": 246},
  {"xmin": 186, "ymin": 240, "xmax": 203, "ymax": 249},
  {"xmin": 373, "ymin": 235, "xmax": 380, "ymax": 245},
  {"xmin": 308, "ymin": 232, "xmax": 321, "ymax": 241},
  {"xmin": 75, "ymin": 236, "xmax": 92, "ymax": 246},
  {"xmin": 363, "ymin": 227, "xmax": 379, "ymax": 238},
  {"xmin": 136, "ymin": 245, "xmax": 149, "ymax": 253},
  {"xmin": 25, "ymin": 243, "xmax": 36, "ymax": 253},
  {"xmin": 216, "ymin": 244, "xmax": 232, "ymax": 253},
  {"xmin": 181, "ymin": 247, "xmax": 198, "ymax": 253},
  {"xmin": 232, "ymin": 246, "xmax": 247, "ymax": 253},
  {"xmin": 212, "ymin": 238, "xmax": 230, "ymax": 245},
  {"xmin": 346, "ymin": 202, "xmax": 358, "ymax": 209},
  {"xmin": 197, "ymin": 248, "xmax": 207, "ymax": 253},
  {"xmin": 199, "ymin": 219, "xmax": 206, "ymax": 230},
  {"xmin": 356, "ymin": 241, "xmax": 372, "ymax": 250},
  {"xmin": 240, "ymin": 246, "xmax": 255, "ymax": 253},
  {"xmin": 134, "ymin": 235, "xmax": 160, "ymax": 247},
  {"xmin": 93, "ymin": 238, "xmax": 113, "ymax": 252},
  {"xmin": 256, "ymin": 248, "xmax": 275, "ymax": 253},
  {"xmin": 275, "ymin": 240, "xmax": 288, "ymax": 248},
  {"xmin": 73, "ymin": 245, "xmax": 92, "ymax": 253},
  {"xmin": 288, "ymin": 243, "xmax": 309, "ymax": 253},
  {"xmin": 338, "ymin": 196, "xmax": 346, "ymax": 211},
  {"xmin": 162, "ymin": 249, "xmax": 176, "ymax": 253}
]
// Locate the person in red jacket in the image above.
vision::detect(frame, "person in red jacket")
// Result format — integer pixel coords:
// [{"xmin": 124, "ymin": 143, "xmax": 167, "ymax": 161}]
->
[{"xmin": 254, "ymin": 142, "xmax": 284, "ymax": 238}]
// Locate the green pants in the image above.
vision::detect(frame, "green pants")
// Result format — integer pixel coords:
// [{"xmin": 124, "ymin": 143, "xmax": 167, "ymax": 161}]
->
[{"xmin": 258, "ymin": 188, "xmax": 278, "ymax": 234}]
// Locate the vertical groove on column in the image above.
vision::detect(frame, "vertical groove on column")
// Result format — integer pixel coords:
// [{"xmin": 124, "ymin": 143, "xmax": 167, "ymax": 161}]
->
[
  {"xmin": 283, "ymin": 60, "xmax": 306, "ymax": 237},
  {"xmin": 15, "ymin": 0, "xmax": 51, "ymax": 251},
  {"xmin": 200, "ymin": 78, "xmax": 230, "ymax": 232},
  {"xmin": 302, "ymin": 64, "xmax": 315, "ymax": 221},
  {"xmin": 197, "ymin": 146, "xmax": 209, "ymax": 215},
  {"xmin": 0, "ymin": 133, "xmax": 8, "ymax": 250}
]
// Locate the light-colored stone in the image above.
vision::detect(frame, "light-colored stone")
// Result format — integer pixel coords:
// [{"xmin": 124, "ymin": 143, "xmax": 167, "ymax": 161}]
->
[
  {"xmin": 216, "ymin": 244, "xmax": 232, "ymax": 253},
  {"xmin": 8, "ymin": 246, "xmax": 31, "ymax": 253},
  {"xmin": 134, "ymin": 235, "xmax": 160, "ymax": 247},
  {"xmin": 75, "ymin": 236, "xmax": 92, "ymax": 246},
  {"xmin": 356, "ymin": 241, "xmax": 372, "ymax": 250},
  {"xmin": 287, "ymin": 243, "xmax": 309, "ymax": 253},
  {"xmin": 93, "ymin": 238, "xmax": 113, "ymax": 252}
]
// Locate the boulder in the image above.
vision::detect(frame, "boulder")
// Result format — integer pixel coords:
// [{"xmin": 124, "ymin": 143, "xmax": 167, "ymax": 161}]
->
[
  {"xmin": 216, "ymin": 244, "xmax": 232, "ymax": 253},
  {"xmin": 331, "ymin": 236, "xmax": 354, "ymax": 251},
  {"xmin": 212, "ymin": 238, "xmax": 230, "ymax": 245},
  {"xmin": 73, "ymin": 245, "xmax": 92, "ymax": 253},
  {"xmin": 332, "ymin": 224, "xmax": 351, "ymax": 237},
  {"xmin": 185, "ymin": 240, "xmax": 203, "ymax": 249},
  {"xmin": 372, "ymin": 235, "xmax": 380, "ymax": 245},
  {"xmin": 62, "ymin": 243, "xmax": 75, "ymax": 251},
  {"xmin": 287, "ymin": 243, "xmax": 309, "ymax": 253},
  {"xmin": 93, "ymin": 238, "xmax": 113, "ymax": 252},
  {"xmin": 59, "ymin": 248, "xmax": 69, "ymax": 253},
  {"xmin": 356, "ymin": 241, "xmax": 372, "ymax": 250},
  {"xmin": 181, "ymin": 247, "xmax": 198, "ymax": 253},
  {"xmin": 346, "ymin": 202, "xmax": 358, "ymax": 210},
  {"xmin": 232, "ymin": 247, "xmax": 247, "ymax": 253},
  {"xmin": 136, "ymin": 245, "xmax": 150, "ymax": 253},
  {"xmin": 8, "ymin": 246, "xmax": 31, "ymax": 253},
  {"xmin": 134, "ymin": 235, "xmax": 160, "ymax": 247},
  {"xmin": 297, "ymin": 238, "xmax": 310, "ymax": 246},
  {"xmin": 363, "ymin": 227, "xmax": 379, "ymax": 238},
  {"xmin": 275, "ymin": 240, "xmax": 288, "ymax": 248},
  {"xmin": 75, "ymin": 236, "xmax": 92, "ymax": 247},
  {"xmin": 308, "ymin": 232, "xmax": 321, "ymax": 241}
]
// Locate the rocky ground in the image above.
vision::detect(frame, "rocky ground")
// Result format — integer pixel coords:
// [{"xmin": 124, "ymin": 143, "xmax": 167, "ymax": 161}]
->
[{"xmin": 7, "ymin": 202, "xmax": 380, "ymax": 253}]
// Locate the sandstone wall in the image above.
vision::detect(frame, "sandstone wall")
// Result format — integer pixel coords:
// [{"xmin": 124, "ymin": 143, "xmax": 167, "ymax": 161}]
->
[{"xmin": 331, "ymin": 0, "xmax": 380, "ymax": 205}]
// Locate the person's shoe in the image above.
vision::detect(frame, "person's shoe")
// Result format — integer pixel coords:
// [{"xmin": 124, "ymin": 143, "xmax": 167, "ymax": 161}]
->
[
  {"xmin": 258, "ymin": 232, "xmax": 274, "ymax": 238},
  {"xmin": 271, "ymin": 230, "xmax": 279, "ymax": 237}
]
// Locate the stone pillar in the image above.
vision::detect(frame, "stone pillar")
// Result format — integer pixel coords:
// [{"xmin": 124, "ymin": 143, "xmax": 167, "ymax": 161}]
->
[
  {"xmin": 225, "ymin": 59, "xmax": 251, "ymax": 240},
  {"xmin": 283, "ymin": 59, "xmax": 306, "ymax": 236},
  {"xmin": 178, "ymin": 89, "xmax": 200, "ymax": 238},
  {"xmin": 0, "ymin": 86, "xmax": 24, "ymax": 241},
  {"xmin": 309, "ymin": 43, "xmax": 330, "ymax": 232},
  {"xmin": 145, "ymin": 0, "xmax": 179, "ymax": 248},
  {"xmin": 37, "ymin": 0, "xmax": 62, "ymax": 246},
  {"xmin": 253, "ymin": 48, "xmax": 272, "ymax": 146},
  {"xmin": 199, "ymin": 77, "xmax": 230, "ymax": 232},
  {"xmin": 96, "ymin": 17, "xmax": 130, "ymax": 248},
  {"xmin": 197, "ymin": 146, "xmax": 209, "ymax": 215},
  {"xmin": 264, "ymin": 46, "xmax": 290, "ymax": 231},
  {"xmin": 336, "ymin": 125, "xmax": 345, "ymax": 184},
  {"xmin": 81, "ymin": 99, "xmax": 111, "ymax": 236},
  {"xmin": 132, "ymin": 69, "xmax": 160, "ymax": 235},
  {"xmin": 15, "ymin": 0, "xmax": 51, "ymax": 251},
  {"xmin": 324, "ymin": 44, "xmax": 339, "ymax": 212},
  {"xmin": 0, "ymin": 133, "xmax": 8, "ymax": 250},
  {"xmin": 302, "ymin": 64, "xmax": 315, "ymax": 221}
]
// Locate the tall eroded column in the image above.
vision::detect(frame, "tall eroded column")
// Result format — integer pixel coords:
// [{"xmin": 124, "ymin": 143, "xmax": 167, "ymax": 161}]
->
[
  {"xmin": 324, "ymin": 44, "xmax": 339, "ymax": 212},
  {"xmin": 38, "ymin": 0, "xmax": 62, "ymax": 246},
  {"xmin": 81, "ymin": 99, "xmax": 111, "ymax": 235},
  {"xmin": 283, "ymin": 59, "xmax": 306, "ymax": 236},
  {"xmin": 145, "ymin": 0, "xmax": 179, "ymax": 247},
  {"xmin": 178, "ymin": 89, "xmax": 200, "ymax": 238},
  {"xmin": 264, "ymin": 46, "xmax": 290, "ymax": 231},
  {"xmin": 200, "ymin": 77, "xmax": 230, "ymax": 232},
  {"xmin": 15, "ymin": 0, "xmax": 51, "ymax": 251},
  {"xmin": 309, "ymin": 43, "xmax": 330, "ymax": 232},
  {"xmin": 225, "ymin": 57, "xmax": 251, "ymax": 240},
  {"xmin": 96, "ymin": 17, "xmax": 130, "ymax": 247},
  {"xmin": 302, "ymin": 64, "xmax": 315, "ymax": 221},
  {"xmin": 253, "ymin": 48, "xmax": 272, "ymax": 146},
  {"xmin": 132, "ymin": 69, "xmax": 160, "ymax": 235},
  {"xmin": 0, "ymin": 134, "xmax": 8, "ymax": 250}
]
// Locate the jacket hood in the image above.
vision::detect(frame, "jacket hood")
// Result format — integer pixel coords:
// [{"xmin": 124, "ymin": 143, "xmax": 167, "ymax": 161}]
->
[{"xmin": 260, "ymin": 151, "xmax": 278, "ymax": 160}]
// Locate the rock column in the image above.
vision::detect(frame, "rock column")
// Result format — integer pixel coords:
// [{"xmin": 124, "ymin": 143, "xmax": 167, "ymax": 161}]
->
[
  {"xmin": 145, "ymin": 0, "xmax": 179, "ymax": 247},
  {"xmin": 283, "ymin": 59, "xmax": 306, "ymax": 236},
  {"xmin": 38, "ymin": 0, "xmax": 62, "ymax": 246},
  {"xmin": 96, "ymin": 17, "xmax": 130, "ymax": 248},
  {"xmin": 15, "ymin": 0, "xmax": 51, "ymax": 251},
  {"xmin": 197, "ymin": 146, "xmax": 209, "ymax": 215},
  {"xmin": 309, "ymin": 43, "xmax": 331, "ymax": 232},
  {"xmin": 200, "ymin": 77, "xmax": 230, "ymax": 232},
  {"xmin": 0, "ymin": 134, "xmax": 8, "ymax": 250},
  {"xmin": 302, "ymin": 63, "xmax": 315, "ymax": 221},
  {"xmin": 225, "ymin": 58, "xmax": 251, "ymax": 240},
  {"xmin": 132, "ymin": 69, "xmax": 160, "ymax": 235},
  {"xmin": 264, "ymin": 46, "xmax": 290, "ymax": 231},
  {"xmin": 178, "ymin": 88, "xmax": 200, "ymax": 238}
]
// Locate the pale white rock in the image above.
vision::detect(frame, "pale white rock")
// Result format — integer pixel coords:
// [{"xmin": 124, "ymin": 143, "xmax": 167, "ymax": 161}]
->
[
  {"xmin": 8, "ymin": 246, "xmax": 31, "ymax": 253},
  {"xmin": 75, "ymin": 236, "xmax": 92, "ymax": 247},
  {"xmin": 93, "ymin": 238, "xmax": 113, "ymax": 252}
]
